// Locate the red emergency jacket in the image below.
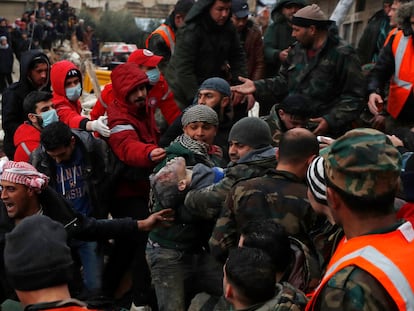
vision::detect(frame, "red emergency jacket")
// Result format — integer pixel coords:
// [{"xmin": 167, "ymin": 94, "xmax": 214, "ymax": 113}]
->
[{"xmin": 51, "ymin": 60, "xmax": 88, "ymax": 129}]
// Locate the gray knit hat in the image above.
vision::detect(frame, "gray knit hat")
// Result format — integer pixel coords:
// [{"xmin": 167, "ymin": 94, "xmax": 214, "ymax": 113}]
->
[
  {"xmin": 182, "ymin": 104, "xmax": 219, "ymax": 127},
  {"xmin": 198, "ymin": 77, "xmax": 231, "ymax": 97},
  {"xmin": 228, "ymin": 117, "xmax": 272, "ymax": 148},
  {"xmin": 5, "ymin": 215, "xmax": 73, "ymax": 291},
  {"xmin": 306, "ymin": 156, "xmax": 328, "ymax": 205}
]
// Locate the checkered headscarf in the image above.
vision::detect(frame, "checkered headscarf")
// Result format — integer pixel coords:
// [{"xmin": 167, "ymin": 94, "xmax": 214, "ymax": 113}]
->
[{"xmin": 1, "ymin": 161, "xmax": 49, "ymax": 193}]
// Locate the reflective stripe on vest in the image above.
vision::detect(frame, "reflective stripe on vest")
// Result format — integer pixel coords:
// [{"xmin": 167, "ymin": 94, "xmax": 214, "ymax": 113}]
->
[
  {"xmin": 307, "ymin": 221, "xmax": 414, "ymax": 310},
  {"xmin": 111, "ymin": 124, "xmax": 134, "ymax": 134},
  {"xmin": 145, "ymin": 24, "xmax": 175, "ymax": 54},
  {"xmin": 387, "ymin": 31, "xmax": 414, "ymax": 118}
]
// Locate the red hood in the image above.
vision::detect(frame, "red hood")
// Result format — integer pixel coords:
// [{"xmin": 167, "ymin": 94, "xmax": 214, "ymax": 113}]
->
[
  {"xmin": 51, "ymin": 60, "xmax": 81, "ymax": 97},
  {"xmin": 111, "ymin": 63, "xmax": 149, "ymax": 105}
]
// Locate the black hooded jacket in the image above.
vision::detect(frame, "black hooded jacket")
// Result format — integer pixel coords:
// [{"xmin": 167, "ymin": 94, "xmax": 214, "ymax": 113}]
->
[{"xmin": 1, "ymin": 50, "xmax": 51, "ymax": 159}]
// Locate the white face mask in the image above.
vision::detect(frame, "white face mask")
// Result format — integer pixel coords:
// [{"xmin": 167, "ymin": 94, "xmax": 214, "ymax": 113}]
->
[
  {"xmin": 65, "ymin": 83, "xmax": 82, "ymax": 101},
  {"xmin": 146, "ymin": 68, "xmax": 160, "ymax": 85}
]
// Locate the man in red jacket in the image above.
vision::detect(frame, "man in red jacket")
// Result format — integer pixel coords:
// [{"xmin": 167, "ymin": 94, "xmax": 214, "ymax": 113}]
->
[
  {"xmin": 51, "ymin": 60, "xmax": 110, "ymax": 137},
  {"xmin": 90, "ymin": 49, "xmax": 181, "ymax": 133},
  {"xmin": 105, "ymin": 62, "xmax": 166, "ymax": 310}
]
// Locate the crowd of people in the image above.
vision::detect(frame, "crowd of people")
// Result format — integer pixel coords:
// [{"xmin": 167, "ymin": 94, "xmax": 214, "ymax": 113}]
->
[{"xmin": 1, "ymin": 0, "xmax": 414, "ymax": 310}]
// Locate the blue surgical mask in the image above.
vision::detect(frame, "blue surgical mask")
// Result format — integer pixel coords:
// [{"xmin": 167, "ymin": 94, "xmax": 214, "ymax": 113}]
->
[
  {"xmin": 65, "ymin": 83, "xmax": 82, "ymax": 101},
  {"xmin": 146, "ymin": 68, "xmax": 160, "ymax": 85},
  {"xmin": 38, "ymin": 109, "xmax": 59, "ymax": 128}
]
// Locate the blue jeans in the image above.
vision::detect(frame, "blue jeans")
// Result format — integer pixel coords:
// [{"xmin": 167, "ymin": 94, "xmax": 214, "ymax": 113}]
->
[
  {"xmin": 146, "ymin": 244, "xmax": 223, "ymax": 311},
  {"xmin": 71, "ymin": 240, "xmax": 104, "ymax": 292}
]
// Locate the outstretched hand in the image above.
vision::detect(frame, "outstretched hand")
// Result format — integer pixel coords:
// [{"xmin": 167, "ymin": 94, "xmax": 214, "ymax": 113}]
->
[
  {"xmin": 137, "ymin": 209, "xmax": 175, "ymax": 231},
  {"xmin": 230, "ymin": 76, "xmax": 256, "ymax": 95}
]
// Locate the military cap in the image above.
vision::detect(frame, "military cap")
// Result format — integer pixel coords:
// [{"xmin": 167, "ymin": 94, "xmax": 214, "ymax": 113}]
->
[{"xmin": 322, "ymin": 128, "xmax": 401, "ymax": 198}]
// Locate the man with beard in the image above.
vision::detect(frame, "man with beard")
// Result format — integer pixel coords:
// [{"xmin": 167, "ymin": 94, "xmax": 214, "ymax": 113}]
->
[
  {"xmin": 2, "ymin": 51, "xmax": 50, "ymax": 159},
  {"xmin": 164, "ymin": 0, "xmax": 247, "ymax": 110},
  {"xmin": 231, "ymin": 4, "xmax": 365, "ymax": 138},
  {"xmin": 105, "ymin": 62, "xmax": 166, "ymax": 310}
]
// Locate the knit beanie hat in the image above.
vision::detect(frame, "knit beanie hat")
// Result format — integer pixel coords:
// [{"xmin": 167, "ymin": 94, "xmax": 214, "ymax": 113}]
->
[
  {"xmin": 291, "ymin": 4, "xmax": 332, "ymax": 28},
  {"xmin": 199, "ymin": 77, "xmax": 231, "ymax": 97},
  {"xmin": 66, "ymin": 68, "xmax": 81, "ymax": 80},
  {"xmin": 306, "ymin": 156, "xmax": 328, "ymax": 205},
  {"xmin": 278, "ymin": 94, "xmax": 312, "ymax": 117},
  {"xmin": 1, "ymin": 161, "xmax": 49, "ymax": 193},
  {"xmin": 4, "ymin": 215, "xmax": 73, "ymax": 291},
  {"xmin": 181, "ymin": 105, "xmax": 219, "ymax": 127},
  {"xmin": 228, "ymin": 117, "xmax": 272, "ymax": 149}
]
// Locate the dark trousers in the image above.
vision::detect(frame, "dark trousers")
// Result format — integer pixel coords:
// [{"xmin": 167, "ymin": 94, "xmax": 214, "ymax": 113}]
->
[{"xmin": 103, "ymin": 196, "xmax": 151, "ymax": 307}]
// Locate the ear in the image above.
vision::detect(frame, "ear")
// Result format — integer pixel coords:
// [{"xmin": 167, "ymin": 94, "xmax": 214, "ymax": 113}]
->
[
  {"xmin": 309, "ymin": 25, "xmax": 317, "ymax": 36},
  {"xmin": 278, "ymin": 109, "xmax": 285, "ymax": 118},
  {"xmin": 326, "ymin": 186, "xmax": 340, "ymax": 211},
  {"xmin": 178, "ymin": 179, "xmax": 187, "ymax": 192},
  {"xmin": 306, "ymin": 154, "xmax": 316, "ymax": 167},
  {"xmin": 275, "ymin": 147, "xmax": 280, "ymax": 161},
  {"xmin": 221, "ymin": 96, "xmax": 230, "ymax": 108},
  {"xmin": 28, "ymin": 113, "xmax": 38, "ymax": 123},
  {"xmin": 224, "ymin": 282, "xmax": 233, "ymax": 300}
]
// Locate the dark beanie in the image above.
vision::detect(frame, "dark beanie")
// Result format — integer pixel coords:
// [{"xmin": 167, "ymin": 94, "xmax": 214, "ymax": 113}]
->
[
  {"xmin": 228, "ymin": 117, "xmax": 272, "ymax": 149},
  {"xmin": 199, "ymin": 77, "xmax": 231, "ymax": 97},
  {"xmin": 66, "ymin": 69, "xmax": 81, "ymax": 80},
  {"xmin": 4, "ymin": 215, "xmax": 73, "ymax": 291}
]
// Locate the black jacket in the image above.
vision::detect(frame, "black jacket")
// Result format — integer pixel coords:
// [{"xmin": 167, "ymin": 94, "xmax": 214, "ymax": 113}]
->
[{"xmin": 2, "ymin": 50, "xmax": 51, "ymax": 159}]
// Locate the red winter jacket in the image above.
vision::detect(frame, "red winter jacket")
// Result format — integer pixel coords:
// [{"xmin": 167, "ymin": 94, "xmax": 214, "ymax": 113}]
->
[
  {"xmin": 13, "ymin": 122, "xmax": 41, "ymax": 162},
  {"xmin": 51, "ymin": 60, "xmax": 89, "ymax": 129},
  {"xmin": 108, "ymin": 63, "xmax": 160, "ymax": 197},
  {"xmin": 90, "ymin": 75, "xmax": 180, "ymax": 124}
]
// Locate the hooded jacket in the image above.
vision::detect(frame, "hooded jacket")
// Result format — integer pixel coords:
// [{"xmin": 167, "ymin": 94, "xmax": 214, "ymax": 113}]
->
[
  {"xmin": 165, "ymin": 0, "xmax": 247, "ymax": 109},
  {"xmin": 51, "ymin": 60, "xmax": 89, "ymax": 130},
  {"xmin": 263, "ymin": 0, "xmax": 305, "ymax": 78},
  {"xmin": 108, "ymin": 63, "xmax": 159, "ymax": 197},
  {"xmin": 13, "ymin": 122, "xmax": 41, "ymax": 162},
  {"xmin": 1, "ymin": 50, "xmax": 50, "ymax": 159}
]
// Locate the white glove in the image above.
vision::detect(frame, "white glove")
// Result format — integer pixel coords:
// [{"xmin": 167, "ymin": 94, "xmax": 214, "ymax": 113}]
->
[{"xmin": 91, "ymin": 116, "xmax": 110, "ymax": 137}]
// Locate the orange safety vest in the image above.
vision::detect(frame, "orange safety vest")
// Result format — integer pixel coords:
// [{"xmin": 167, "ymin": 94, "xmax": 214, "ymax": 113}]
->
[
  {"xmin": 145, "ymin": 24, "xmax": 176, "ymax": 54},
  {"xmin": 387, "ymin": 30, "xmax": 414, "ymax": 118},
  {"xmin": 307, "ymin": 221, "xmax": 414, "ymax": 310}
]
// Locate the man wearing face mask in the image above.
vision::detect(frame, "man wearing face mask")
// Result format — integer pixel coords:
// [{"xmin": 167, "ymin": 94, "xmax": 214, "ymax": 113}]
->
[
  {"xmin": 51, "ymin": 60, "xmax": 110, "ymax": 138},
  {"xmin": 13, "ymin": 91, "xmax": 59, "ymax": 162},
  {"xmin": 90, "ymin": 49, "xmax": 181, "ymax": 134},
  {"xmin": 2, "ymin": 50, "xmax": 51, "ymax": 160}
]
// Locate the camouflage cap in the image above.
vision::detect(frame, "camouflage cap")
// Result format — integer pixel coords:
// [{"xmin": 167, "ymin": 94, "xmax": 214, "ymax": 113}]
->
[{"xmin": 322, "ymin": 128, "xmax": 401, "ymax": 198}]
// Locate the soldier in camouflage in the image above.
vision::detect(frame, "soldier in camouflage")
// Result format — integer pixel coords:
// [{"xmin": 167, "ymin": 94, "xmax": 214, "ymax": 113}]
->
[
  {"xmin": 261, "ymin": 94, "xmax": 312, "ymax": 146},
  {"xmin": 209, "ymin": 128, "xmax": 319, "ymax": 263},
  {"xmin": 307, "ymin": 128, "xmax": 414, "ymax": 311},
  {"xmin": 231, "ymin": 4, "xmax": 365, "ymax": 138},
  {"xmin": 182, "ymin": 117, "xmax": 277, "ymax": 222}
]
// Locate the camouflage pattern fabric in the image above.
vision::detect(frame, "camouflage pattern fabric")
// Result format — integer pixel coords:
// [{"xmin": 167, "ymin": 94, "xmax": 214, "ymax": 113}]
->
[
  {"xmin": 261, "ymin": 105, "xmax": 286, "ymax": 147},
  {"xmin": 182, "ymin": 154, "xmax": 277, "ymax": 221},
  {"xmin": 189, "ymin": 282, "xmax": 308, "ymax": 311},
  {"xmin": 209, "ymin": 169, "xmax": 317, "ymax": 262},
  {"xmin": 254, "ymin": 32, "xmax": 365, "ymax": 137},
  {"xmin": 322, "ymin": 128, "xmax": 401, "ymax": 198},
  {"xmin": 313, "ymin": 266, "xmax": 399, "ymax": 311}
]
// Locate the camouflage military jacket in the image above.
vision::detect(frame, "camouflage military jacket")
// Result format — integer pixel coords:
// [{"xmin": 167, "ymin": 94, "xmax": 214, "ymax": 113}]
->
[
  {"xmin": 261, "ymin": 105, "xmax": 286, "ymax": 147},
  {"xmin": 182, "ymin": 147, "xmax": 277, "ymax": 222},
  {"xmin": 254, "ymin": 31, "xmax": 365, "ymax": 137},
  {"xmin": 189, "ymin": 282, "xmax": 308, "ymax": 311},
  {"xmin": 209, "ymin": 169, "xmax": 316, "ymax": 262}
]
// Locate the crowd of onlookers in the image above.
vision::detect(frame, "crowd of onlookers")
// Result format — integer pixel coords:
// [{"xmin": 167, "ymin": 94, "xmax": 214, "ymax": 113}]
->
[{"xmin": 1, "ymin": 0, "xmax": 414, "ymax": 310}]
